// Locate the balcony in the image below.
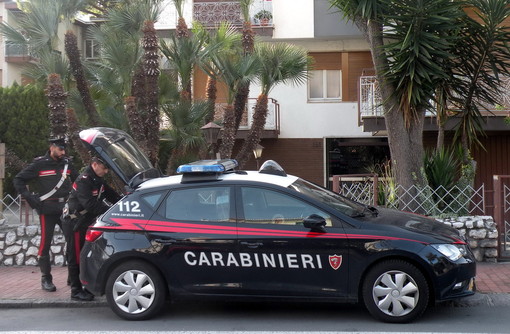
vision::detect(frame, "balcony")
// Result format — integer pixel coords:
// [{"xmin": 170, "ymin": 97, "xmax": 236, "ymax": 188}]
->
[
  {"xmin": 213, "ymin": 97, "xmax": 280, "ymax": 138},
  {"xmin": 193, "ymin": 0, "xmax": 274, "ymax": 37},
  {"xmin": 358, "ymin": 75, "xmax": 510, "ymax": 133},
  {"xmin": 4, "ymin": 42, "xmax": 37, "ymax": 63}
]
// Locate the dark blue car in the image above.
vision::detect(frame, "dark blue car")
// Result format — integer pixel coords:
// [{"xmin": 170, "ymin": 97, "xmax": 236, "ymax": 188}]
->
[{"xmin": 78, "ymin": 127, "xmax": 476, "ymax": 323}]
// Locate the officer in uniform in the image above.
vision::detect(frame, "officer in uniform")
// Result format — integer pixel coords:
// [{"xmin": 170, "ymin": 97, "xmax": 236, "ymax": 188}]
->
[
  {"xmin": 62, "ymin": 156, "xmax": 121, "ymax": 301},
  {"xmin": 13, "ymin": 137, "xmax": 78, "ymax": 292}
]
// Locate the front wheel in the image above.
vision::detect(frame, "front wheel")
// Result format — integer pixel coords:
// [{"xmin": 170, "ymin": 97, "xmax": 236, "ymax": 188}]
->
[
  {"xmin": 105, "ymin": 260, "xmax": 166, "ymax": 320},
  {"xmin": 362, "ymin": 260, "xmax": 429, "ymax": 323}
]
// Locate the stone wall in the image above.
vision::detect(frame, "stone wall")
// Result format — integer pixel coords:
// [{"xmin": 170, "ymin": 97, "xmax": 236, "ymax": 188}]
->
[
  {"xmin": 436, "ymin": 216, "xmax": 499, "ymax": 262},
  {"xmin": 0, "ymin": 221, "xmax": 66, "ymax": 266},
  {"xmin": 0, "ymin": 216, "xmax": 500, "ymax": 265}
]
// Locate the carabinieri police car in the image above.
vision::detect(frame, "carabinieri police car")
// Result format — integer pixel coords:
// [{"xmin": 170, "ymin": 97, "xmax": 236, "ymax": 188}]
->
[{"xmin": 78, "ymin": 127, "xmax": 476, "ymax": 323}]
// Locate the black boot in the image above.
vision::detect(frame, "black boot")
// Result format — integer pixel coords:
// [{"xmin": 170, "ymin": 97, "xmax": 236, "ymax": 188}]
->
[
  {"xmin": 41, "ymin": 276, "xmax": 56, "ymax": 292},
  {"xmin": 71, "ymin": 289, "xmax": 94, "ymax": 301},
  {"xmin": 39, "ymin": 256, "xmax": 56, "ymax": 292}
]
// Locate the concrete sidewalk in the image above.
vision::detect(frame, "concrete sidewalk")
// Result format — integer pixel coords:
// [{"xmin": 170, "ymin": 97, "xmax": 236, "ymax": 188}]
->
[{"xmin": 1, "ymin": 262, "xmax": 510, "ymax": 308}]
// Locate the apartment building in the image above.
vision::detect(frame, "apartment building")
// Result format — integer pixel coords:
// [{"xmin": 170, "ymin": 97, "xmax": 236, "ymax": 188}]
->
[{"xmin": 2, "ymin": 0, "xmax": 509, "ymax": 191}]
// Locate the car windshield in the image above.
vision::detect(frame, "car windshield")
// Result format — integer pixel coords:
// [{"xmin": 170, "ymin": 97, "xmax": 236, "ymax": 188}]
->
[{"xmin": 289, "ymin": 178, "xmax": 366, "ymax": 217}]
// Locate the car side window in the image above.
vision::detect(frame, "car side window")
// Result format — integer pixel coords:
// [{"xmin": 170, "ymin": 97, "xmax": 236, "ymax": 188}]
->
[
  {"xmin": 141, "ymin": 191, "xmax": 166, "ymax": 209},
  {"xmin": 241, "ymin": 187, "xmax": 332, "ymax": 226},
  {"xmin": 164, "ymin": 187, "xmax": 231, "ymax": 222}
]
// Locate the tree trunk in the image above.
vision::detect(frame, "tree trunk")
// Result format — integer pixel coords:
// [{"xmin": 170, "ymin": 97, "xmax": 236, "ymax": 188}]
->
[
  {"xmin": 64, "ymin": 31, "xmax": 99, "ymax": 126},
  {"xmin": 218, "ymin": 104, "xmax": 236, "ymax": 159},
  {"xmin": 45, "ymin": 74, "xmax": 68, "ymax": 139},
  {"xmin": 235, "ymin": 94, "xmax": 268, "ymax": 167},
  {"xmin": 66, "ymin": 108, "xmax": 91, "ymax": 165},
  {"xmin": 364, "ymin": 19, "xmax": 427, "ymax": 212},
  {"xmin": 142, "ymin": 21, "xmax": 161, "ymax": 167}
]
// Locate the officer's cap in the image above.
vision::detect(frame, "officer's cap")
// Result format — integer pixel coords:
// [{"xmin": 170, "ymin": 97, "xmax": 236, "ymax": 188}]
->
[
  {"xmin": 49, "ymin": 137, "xmax": 67, "ymax": 149},
  {"xmin": 91, "ymin": 156, "xmax": 107, "ymax": 166}
]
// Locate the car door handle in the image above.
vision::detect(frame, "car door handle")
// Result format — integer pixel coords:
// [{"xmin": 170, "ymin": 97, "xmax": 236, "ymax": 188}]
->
[
  {"xmin": 240, "ymin": 241, "xmax": 263, "ymax": 248},
  {"xmin": 153, "ymin": 238, "xmax": 177, "ymax": 245}
]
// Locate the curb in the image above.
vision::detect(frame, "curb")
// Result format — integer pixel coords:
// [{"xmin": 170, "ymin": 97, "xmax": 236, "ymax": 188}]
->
[
  {"xmin": 1, "ymin": 293, "xmax": 510, "ymax": 309},
  {"xmin": 439, "ymin": 292, "xmax": 510, "ymax": 308},
  {"xmin": 0, "ymin": 297, "xmax": 107, "ymax": 309}
]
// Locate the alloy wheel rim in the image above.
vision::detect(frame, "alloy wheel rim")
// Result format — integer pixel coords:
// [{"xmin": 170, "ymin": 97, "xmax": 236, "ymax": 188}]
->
[{"xmin": 372, "ymin": 270, "xmax": 419, "ymax": 317}]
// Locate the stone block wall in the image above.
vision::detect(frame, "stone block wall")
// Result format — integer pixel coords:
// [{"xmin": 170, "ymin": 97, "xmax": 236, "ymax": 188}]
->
[
  {"xmin": 0, "ymin": 216, "xmax": 500, "ymax": 265},
  {"xmin": 0, "ymin": 222, "xmax": 66, "ymax": 266},
  {"xmin": 436, "ymin": 216, "xmax": 499, "ymax": 262}
]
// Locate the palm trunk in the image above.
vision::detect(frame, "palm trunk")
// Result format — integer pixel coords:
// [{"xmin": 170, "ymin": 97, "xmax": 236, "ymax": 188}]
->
[
  {"xmin": 66, "ymin": 108, "xmax": 91, "ymax": 164},
  {"xmin": 142, "ymin": 21, "xmax": 161, "ymax": 166},
  {"xmin": 64, "ymin": 31, "xmax": 99, "ymax": 126},
  {"xmin": 45, "ymin": 74, "xmax": 68, "ymax": 139},
  {"xmin": 218, "ymin": 104, "xmax": 236, "ymax": 159},
  {"xmin": 235, "ymin": 94, "xmax": 268, "ymax": 167}
]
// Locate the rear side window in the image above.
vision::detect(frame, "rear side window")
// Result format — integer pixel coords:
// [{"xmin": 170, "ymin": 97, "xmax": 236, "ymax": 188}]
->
[
  {"xmin": 141, "ymin": 191, "xmax": 166, "ymax": 209},
  {"xmin": 164, "ymin": 187, "xmax": 231, "ymax": 222}
]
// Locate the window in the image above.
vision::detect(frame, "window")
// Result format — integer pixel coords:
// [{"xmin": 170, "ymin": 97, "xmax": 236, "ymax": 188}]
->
[
  {"xmin": 308, "ymin": 69, "xmax": 342, "ymax": 102},
  {"xmin": 241, "ymin": 187, "xmax": 332, "ymax": 226},
  {"xmin": 85, "ymin": 39, "xmax": 100, "ymax": 60},
  {"xmin": 164, "ymin": 187, "xmax": 231, "ymax": 222},
  {"xmin": 141, "ymin": 191, "xmax": 166, "ymax": 209}
]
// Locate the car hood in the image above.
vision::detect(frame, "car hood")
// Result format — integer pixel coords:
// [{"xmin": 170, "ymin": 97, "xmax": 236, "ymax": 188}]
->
[
  {"xmin": 364, "ymin": 207, "xmax": 464, "ymax": 243},
  {"xmin": 79, "ymin": 127, "xmax": 160, "ymax": 188}
]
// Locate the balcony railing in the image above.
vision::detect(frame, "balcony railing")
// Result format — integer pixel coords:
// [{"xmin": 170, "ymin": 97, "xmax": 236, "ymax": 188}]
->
[
  {"xmin": 4, "ymin": 42, "xmax": 36, "ymax": 63},
  {"xmin": 359, "ymin": 75, "xmax": 510, "ymax": 118},
  {"xmin": 213, "ymin": 97, "xmax": 280, "ymax": 134},
  {"xmin": 193, "ymin": 0, "xmax": 273, "ymax": 29}
]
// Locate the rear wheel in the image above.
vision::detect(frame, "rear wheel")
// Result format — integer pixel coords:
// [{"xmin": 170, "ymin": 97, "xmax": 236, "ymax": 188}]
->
[
  {"xmin": 362, "ymin": 260, "xmax": 429, "ymax": 323},
  {"xmin": 105, "ymin": 260, "xmax": 166, "ymax": 320}
]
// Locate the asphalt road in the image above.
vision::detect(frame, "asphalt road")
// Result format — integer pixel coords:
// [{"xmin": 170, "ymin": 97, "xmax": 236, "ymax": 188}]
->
[{"xmin": 0, "ymin": 300, "xmax": 509, "ymax": 333}]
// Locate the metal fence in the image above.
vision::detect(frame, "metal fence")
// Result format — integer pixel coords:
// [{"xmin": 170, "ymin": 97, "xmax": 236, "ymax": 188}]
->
[
  {"xmin": 334, "ymin": 175, "xmax": 486, "ymax": 216},
  {"xmin": 0, "ymin": 194, "xmax": 38, "ymax": 225}
]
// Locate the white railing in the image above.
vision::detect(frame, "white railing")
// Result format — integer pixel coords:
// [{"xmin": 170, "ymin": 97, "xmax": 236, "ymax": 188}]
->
[
  {"xmin": 0, "ymin": 194, "xmax": 38, "ymax": 225},
  {"xmin": 359, "ymin": 75, "xmax": 510, "ymax": 117},
  {"xmin": 337, "ymin": 177, "xmax": 485, "ymax": 216}
]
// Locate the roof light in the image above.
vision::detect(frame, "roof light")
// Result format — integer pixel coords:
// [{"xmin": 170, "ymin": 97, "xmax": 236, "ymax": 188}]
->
[
  {"xmin": 259, "ymin": 160, "xmax": 287, "ymax": 176},
  {"xmin": 176, "ymin": 159, "xmax": 238, "ymax": 174}
]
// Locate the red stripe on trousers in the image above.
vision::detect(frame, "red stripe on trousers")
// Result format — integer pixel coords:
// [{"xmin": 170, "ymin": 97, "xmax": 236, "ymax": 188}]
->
[{"xmin": 38, "ymin": 215, "xmax": 46, "ymax": 256}]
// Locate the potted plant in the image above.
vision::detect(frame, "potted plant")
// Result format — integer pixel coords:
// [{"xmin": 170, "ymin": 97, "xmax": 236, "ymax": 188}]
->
[{"xmin": 254, "ymin": 9, "xmax": 272, "ymax": 26}]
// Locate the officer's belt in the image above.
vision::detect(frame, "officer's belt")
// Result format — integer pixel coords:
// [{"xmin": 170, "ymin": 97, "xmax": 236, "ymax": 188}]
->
[{"xmin": 69, "ymin": 209, "xmax": 88, "ymax": 219}]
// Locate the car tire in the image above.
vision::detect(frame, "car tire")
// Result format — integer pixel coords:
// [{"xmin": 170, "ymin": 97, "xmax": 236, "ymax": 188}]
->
[
  {"xmin": 105, "ymin": 260, "xmax": 166, "ymax": 320},
  {"xmin": 362, "ymin": 260, "xmax": 429, "ymax": 323}
]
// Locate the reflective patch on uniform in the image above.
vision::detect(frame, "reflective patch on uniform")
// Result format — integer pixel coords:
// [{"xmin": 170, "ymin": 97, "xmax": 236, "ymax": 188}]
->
[{"xmin": 39, "ymin": 170, "xmax": 56, "ymax": 176}]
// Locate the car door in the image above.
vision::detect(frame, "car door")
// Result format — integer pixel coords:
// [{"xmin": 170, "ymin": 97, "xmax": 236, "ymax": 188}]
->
[
  {"xmin": 144, "ymin": 185, "xmax": 242, "ymax": 295},
  {"xmin": 236, "ymin": 185, "xmax": 350, "ymax": 297}
]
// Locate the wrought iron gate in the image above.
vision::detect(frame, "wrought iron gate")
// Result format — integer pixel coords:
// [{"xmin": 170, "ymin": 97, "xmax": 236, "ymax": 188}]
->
[{"xmin": 493, "ymin": 175, "xmax": 510, "ymax": 259}]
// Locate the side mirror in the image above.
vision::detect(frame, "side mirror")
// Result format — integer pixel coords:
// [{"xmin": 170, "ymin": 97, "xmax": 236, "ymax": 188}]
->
[{"xmin": 303, "ymin": 214, "xmax": 327, "ymax": 232}]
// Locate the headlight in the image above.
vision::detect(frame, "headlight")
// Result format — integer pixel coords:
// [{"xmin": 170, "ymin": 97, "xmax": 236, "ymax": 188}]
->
[{"xmin": 431, "ymin": 244, "xmax": 467, "ymax": 261}]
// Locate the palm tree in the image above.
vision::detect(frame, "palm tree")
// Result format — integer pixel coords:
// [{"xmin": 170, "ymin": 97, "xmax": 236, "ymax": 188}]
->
[
  {"xmin": 142, "ymin": 20, "xmax": 161, "ymax": 166},
  {"xmin": 45, "ymin": 74, "xmax": 69, "ymax": 139},
  {"xmin": 161, "ymin": 99, "xmax": 210, "ymax": 174},
  {"xmin": 233, "ymin": 0, "xmax": 256, "ymax": 130},
  {"xmin": 328, "ymin": 0, "xmax": 467, "ymax": 211},
  {"xmin": 65, "ymin": 31, "xmax": 100, "ymax": 126},
  {"xmin": 201, "ymin": 51, "xmax": 259, "ymax": 159},
  {"xmin": 193, "ymin": 22, "xmax": 241, "ymax": 124},
  {"xmin": 235, "ymin": 43, "xmax": 312, "ymax": 167}
]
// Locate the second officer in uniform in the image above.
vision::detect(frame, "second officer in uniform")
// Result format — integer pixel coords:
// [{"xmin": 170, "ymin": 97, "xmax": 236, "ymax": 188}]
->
[{"xmin": 62, "ymin": 156, "xmax": 121, "ymax": 301}]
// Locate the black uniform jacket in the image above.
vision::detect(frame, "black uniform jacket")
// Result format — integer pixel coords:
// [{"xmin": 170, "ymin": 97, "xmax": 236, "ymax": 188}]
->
[
  {"xmin": 13, "ymin": 152, "xmax": 78, "ymax": 214},
  {"xmin": 67, "ymin": 165, "xmax": 121, "ymax": 228}
]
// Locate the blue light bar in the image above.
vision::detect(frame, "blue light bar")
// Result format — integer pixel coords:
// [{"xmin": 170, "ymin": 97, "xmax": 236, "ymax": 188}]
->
[{"xmin": 176, "ymin": 159, "xmax": 238, "ymax": 174}]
